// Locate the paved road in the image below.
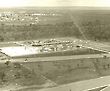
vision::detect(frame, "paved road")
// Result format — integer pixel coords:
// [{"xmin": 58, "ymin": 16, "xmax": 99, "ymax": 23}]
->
[
  {"xmin": 38, "ymin": 76, "xmax": 110, "ymax": 91},
  {"xmin": 8, "ymin": 53, "xmax": 109, "ymax": 63}
]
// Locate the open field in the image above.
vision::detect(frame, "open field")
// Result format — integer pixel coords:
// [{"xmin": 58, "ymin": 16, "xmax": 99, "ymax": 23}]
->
[
  {"xmin": 0, "ymin": 56, "xmax": 110, "ymax": 91},
  {"xmin": 0, "ymin": 7, "xmax": 110, "ymax": 42}
]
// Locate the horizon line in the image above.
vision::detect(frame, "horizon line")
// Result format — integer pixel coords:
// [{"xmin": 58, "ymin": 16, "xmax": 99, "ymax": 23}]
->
[{"xmin": 1, "ymin": 6, "xmax": 110, "ymax": 8}]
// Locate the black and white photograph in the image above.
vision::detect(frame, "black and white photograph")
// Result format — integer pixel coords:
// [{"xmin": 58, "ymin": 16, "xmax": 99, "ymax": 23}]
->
[{"xmin": 0, "ymin": 0, "xmax": 110, "ymax": 91}]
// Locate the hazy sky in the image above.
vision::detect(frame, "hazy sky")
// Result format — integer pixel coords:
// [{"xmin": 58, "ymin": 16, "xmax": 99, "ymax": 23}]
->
[{"xmin": 0, "ymin": 0, "xmax": 110, "ymax": 7}]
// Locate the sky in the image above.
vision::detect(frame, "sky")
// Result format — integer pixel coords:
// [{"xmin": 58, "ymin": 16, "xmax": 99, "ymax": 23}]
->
[{"xmin": 0, "ymin": 0, "xmax": 110, "ymax": 7}]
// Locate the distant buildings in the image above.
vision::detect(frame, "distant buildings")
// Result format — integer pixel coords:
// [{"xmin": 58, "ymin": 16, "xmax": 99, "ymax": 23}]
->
[{"xmin": 0, "ymin": 11, "xmax": 58, "ymax": 26}]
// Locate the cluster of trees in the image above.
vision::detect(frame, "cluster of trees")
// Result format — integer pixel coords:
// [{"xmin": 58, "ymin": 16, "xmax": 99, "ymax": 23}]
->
[
  {"xmin": 0, "ymin": 18, "xmax": 109, "ymax": 42},
  {"xmin": 82, "ymin": 20, "xmax": 110, "ymax": 41},
  {"xmin": 0, "ymin": 21, "xmax": 82, "ymax": 42}
]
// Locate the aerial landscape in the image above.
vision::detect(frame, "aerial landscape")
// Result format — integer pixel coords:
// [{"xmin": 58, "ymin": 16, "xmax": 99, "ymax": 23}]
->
[{"xmin": 1, "ymin": 0, "xmax": 110, "ymax": 91}]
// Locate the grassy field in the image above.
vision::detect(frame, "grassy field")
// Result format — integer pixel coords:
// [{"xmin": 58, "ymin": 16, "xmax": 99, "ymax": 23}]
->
[
  {"xmin": 0, "ymin": 55, "xmax": 110, "ymax": 90},
  {"xmin": 22, "ymin": 57, "xmax": 110, "ymax": 85}
]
